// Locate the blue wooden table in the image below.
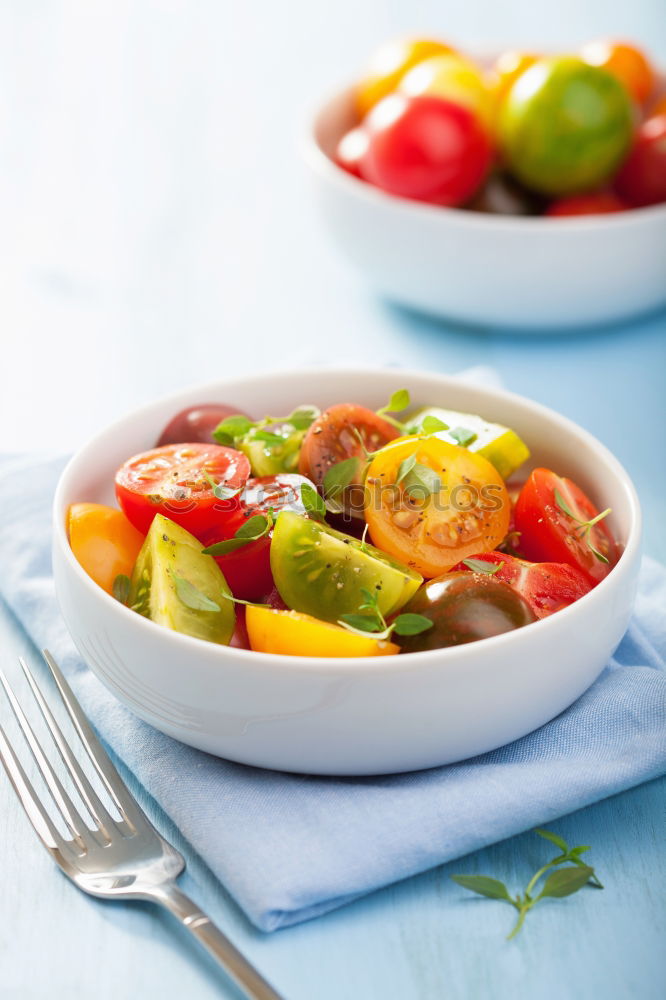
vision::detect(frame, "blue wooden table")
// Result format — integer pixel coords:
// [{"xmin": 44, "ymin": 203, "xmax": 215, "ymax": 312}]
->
[{"xmin": 0, "ymin": 2, "xmax": 664, "ymax": 998}]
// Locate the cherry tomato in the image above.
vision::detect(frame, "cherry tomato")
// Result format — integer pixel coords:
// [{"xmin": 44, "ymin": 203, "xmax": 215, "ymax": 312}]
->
[
  {"xmin": 499, "ymin": 57, "xmax": 634, "ymax": 196},
  {"xmin": 452, "ymin": 551, "xmax": 592, "ymax": 618},
  {"xmin": 490, "ymin": 51, "xmax": 539, "ymax": 109},
  {"xmin": 615, "ymin": 114, "xmax": 666, "ymax": 207},
  {"xmin": 335, "ymin": 127, "xmax": 370, "ymax": 178},
  {"xmin": 580, "ymin": 39, "xmax": 656, "ymax": 105},
  {"xmin": 395, "ymin": 571, "xmax": 536, "ymax": 652},
  {"xmin": 198, "ymin": 474, "xmax": 310, "ymax": 601},
  {"xmin": 359, "ymin": 94, "xmax": 493, "ymax": 206},
  {"xmin": 157, "ymin": 404, "xmax": 251, "ymax": 447},
  {"xmin": 298, "ymin": 404, "xmax": 398, "ymax": 522},
  {"xmin": 230, "ymin": 606, "xmax": 250, "ymax": 650},
  {"xmin": 399, "ymin": 53, "xmax": 493, "ymax": 131},
  {"xmin": 270, "ymin": 509, "xmax": 421, "ymax": 624},
  {"xmin": 68, "ymin": 503, "xmax": 145, "ymax": 595},
  {"xmin": 115, "ymin": 443, "xmax": 250, "ymax": 537},
  {"xmin": 246, "ymin": 605, "xmax": 399, "ymax": 658},
  {"xmin": 546, "ymin": 193, "xmax": 628, "ymax": 216},
  {"xmin": 514, "ymin": 468, "xmax": 618, "ymax": 585},
  {"xmin": 364, "ymin": 436, "xmax": 510, "ymax": 578},
  {"xmin": 649, "ymin": 94, "xmax": 666, "ymax": 117},
  {"xmin": 356, "ymin": 37, "xmax": 454, "ymax": 117}
]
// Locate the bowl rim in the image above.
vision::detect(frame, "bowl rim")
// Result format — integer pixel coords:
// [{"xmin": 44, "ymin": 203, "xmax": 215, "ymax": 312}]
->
[
  {"xmin": 302, "ymin": 80, "xmax": 666, "ymax": 231},
  {"xmin": 53, "ymin": 366, "xmax": 642, "ymax": 674}
]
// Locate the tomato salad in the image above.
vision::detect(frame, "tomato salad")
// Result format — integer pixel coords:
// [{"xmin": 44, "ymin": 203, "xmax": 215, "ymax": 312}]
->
[{"xmin": 68, "ymin": 393, "xmax": 619, "ymax": 658}]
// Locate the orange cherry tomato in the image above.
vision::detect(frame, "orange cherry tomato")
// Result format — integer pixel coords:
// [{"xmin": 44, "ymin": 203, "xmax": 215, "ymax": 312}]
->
[
  {"xmin": 356, "ymin": 37, "xmax": 454, "ymax": 117},
  {"xmin": 363, "ymin": 436, "xmax": 510, "ymax": 579},
  {"xmin": 580, "ymin": 39, "xmax": 656, "ymax": 104},
  {"xmin": 68, "ymin": 503, "xmax": 145, "ymax": 595},
  {"xmin": 245, "ymin": 605, "xmax": 399, "ymax": 657},
  {"xmin": 489, "ymin": 50, "xmax": 539, "ymax": 109}
]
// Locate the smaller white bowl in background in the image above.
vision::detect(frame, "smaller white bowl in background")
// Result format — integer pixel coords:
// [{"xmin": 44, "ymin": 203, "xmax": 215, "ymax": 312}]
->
[
  {"xmin": 303, "ymin": 85, "xmax": 666, "ymax": 330},
  {"xmin": 53, "ymin": 368, "xmax": 642, "ymax": 775}
]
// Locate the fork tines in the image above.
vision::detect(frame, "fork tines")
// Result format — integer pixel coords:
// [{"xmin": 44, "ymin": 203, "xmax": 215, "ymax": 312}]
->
[{"xmin": 0, "ymin": 650, "xmax": 142, "ymax": 857}]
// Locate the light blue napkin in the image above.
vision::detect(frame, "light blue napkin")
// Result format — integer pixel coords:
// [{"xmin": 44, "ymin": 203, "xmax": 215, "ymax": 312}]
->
[{"xmin": 0, "ymin": 452, "xmax": 665, "ymax": 931}]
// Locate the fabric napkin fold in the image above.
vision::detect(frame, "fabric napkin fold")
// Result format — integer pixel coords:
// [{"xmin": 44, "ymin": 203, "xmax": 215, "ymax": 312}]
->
[{"xmin": 0, "ymin": 451, "xmax": 665, "ymax": 932}]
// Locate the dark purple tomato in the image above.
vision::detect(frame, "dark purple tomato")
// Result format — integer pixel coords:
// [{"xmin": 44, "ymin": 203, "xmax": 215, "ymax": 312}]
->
[
  {"xmin": 157, "ymin": 404, "xmax": 251, "ymax": 447},
  {"xmin": 396, "ymin": 571, "xmax": 537, "ymax": 652}
]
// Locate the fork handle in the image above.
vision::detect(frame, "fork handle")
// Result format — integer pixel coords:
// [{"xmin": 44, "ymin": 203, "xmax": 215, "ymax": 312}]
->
[{"xmin": 150, "ymin": 883, "xmax": 285, "ymax": 1000}]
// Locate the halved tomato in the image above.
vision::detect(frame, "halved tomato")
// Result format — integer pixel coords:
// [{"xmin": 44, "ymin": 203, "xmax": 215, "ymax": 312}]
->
[
  {"xmin": 115, "ymin": 443, "xmax": 250, "ymax": 537},
  {"xmin": 364, "ymin": 435, "xmax": 510, "ymax": 578},
  {"xmin": 68, "ymin": 503, "xmax": 145, "ymax": 595},
  {"xmin": 452, "ymin": 550, "xmax": 592, "ymax": 618},
  {"xmin": 513, "ymin": 468, "xmax": 618, "ymax": 585},
  {"xmin": 298, "ymin": 404, "xmax": 399, "ymax": 521},
  {"xmin": 198, "ymin": 473, "xmax": 310, "ymax": 601},
  {"xmin": 246, "ymin": 605, "xmax": 399, "ymax": 658}
]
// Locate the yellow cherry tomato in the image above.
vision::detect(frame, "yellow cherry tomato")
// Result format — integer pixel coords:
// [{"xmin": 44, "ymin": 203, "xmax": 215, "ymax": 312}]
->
[
  {"xmin": 580, "ymin": 39, "xmax": 655, "ymax": 105},
  {"xmin": 246, "ymin": 605, "xmax": 399, "ymax": 658},
  {"xmin": 68, "ymin": 503, "xmax": 145, "ymax": 595},
  {"xmin": 399, "ymin": 53, "xmax": 494, "ymax": 130},
  {"xmin": 356, "ymin": 37, "xmax": 454, "ymax": 118},
  {"xmin": 489, "ymin": 50, "xmax": 539, "ymax": 110},
  {"xmin": 364, "ymin": 436, "xmax": 510, "ymax": 579}
]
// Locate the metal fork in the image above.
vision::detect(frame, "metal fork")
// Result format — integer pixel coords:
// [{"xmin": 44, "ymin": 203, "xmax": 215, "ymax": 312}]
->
[{"xmin": 0, "ymin": 650, "xmax": 285, "ymax": 1000}]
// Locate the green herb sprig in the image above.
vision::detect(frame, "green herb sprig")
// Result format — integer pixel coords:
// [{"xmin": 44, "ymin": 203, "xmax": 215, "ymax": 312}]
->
[
  {"xmin": 212, "ymin": 406, "xmax": 320, "ymax": 447},
  {"xmin": 554, "ymin": 489, "xmax": 612, "ymax": 564},
  {"xmin": 300, "ymin": 482, "xmax": 326, "ymax": 522},
  {"xmin": 451, "ymin": 828, "xmax": 603, "ymax": 939},
  {"xmin": 461, "ymin": 558, "xmax": 504, "ymax": 575},
  {"xmin": 338, "ymin": 587, "xmax": 432, "ymax": 642},
  {"xmin": 202, "ymin": 510, "xmax": 275, "ymax": 556}
]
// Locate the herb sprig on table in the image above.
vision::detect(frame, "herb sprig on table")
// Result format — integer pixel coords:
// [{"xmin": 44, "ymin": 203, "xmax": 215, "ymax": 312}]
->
[{"xmin": 451, "ymin": 828, "xmax": 603, "ymax": 939}]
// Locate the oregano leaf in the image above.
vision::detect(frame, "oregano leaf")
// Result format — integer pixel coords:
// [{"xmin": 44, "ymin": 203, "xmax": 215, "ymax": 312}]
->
[
  {"xmin": 451, "ymin": 875, "xmax": 513, "ymax": 902},
  {"xmin": 392, "ymin": 613, "xmax": 433, "ymax": 636},
  {"xmin": 449, "ymin": 426, "xmax": 478, "ymax": 448},
  {"xmin": 172, "ymin": 574, "xmax": 221, "ymax": 613},
  {"xmin": 462, "ymin": 558, "xmax": 503, "ymax": 575},
  {"xmin": 538, "ymin": 866, "xmax": 594, "ymax": 900}
]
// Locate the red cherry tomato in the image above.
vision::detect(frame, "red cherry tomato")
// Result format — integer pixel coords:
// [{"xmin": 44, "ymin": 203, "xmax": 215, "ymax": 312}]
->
[
  {"xmin": 157, "ymin": 404, "xmax": 252, "ymax": 447},
  {"xmin": 359, "ymin": 94, "xmax": 493, "ymax": 205},
  {"xmin": 230, "ymin": 606, "xmax": 250, "ymax": 650},
  {"xmin": 115, "ymin": 443, "xmax": 250, "ymax": 537},
  {"xmin": 615, "ymin": 115, "xmax": 666, "ymax": 207},
  {"xmin": 546, "ymin": 193, "xmax": 627, "ymax": 216},
  {"xmin": 452, "ymin": 551, "xmax": 592, "ymax": 618},
  {"xmin": 335, "ymin": 127, "xmax": 370, "ymax": 178},
  {"xmin": 514, "ymin": 468, "xmax": 618, "ymax": 585},
  {"xmin": 298, "ymin": 403, "xmax": 399, "ymax": 521},
  {"xmin": 198, "ymin": 474, "xmax": 310, "ymax": 601}
]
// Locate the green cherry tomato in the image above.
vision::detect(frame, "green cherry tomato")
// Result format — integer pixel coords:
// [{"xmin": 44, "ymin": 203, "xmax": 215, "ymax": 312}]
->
[
  {"xmin": 270, "ymin": 510, "xmax": 422, "ymax": 624},
  {"xmin": 498, "ymin": 56, "xmax": 634, "ymax": 195},
  {"xmin": 396, "ymin": 571, "xmax": 536, "ymax": 652},
  {"xmin": 130, "ymin": 514, "xmax": 236, "ymax": 645}
]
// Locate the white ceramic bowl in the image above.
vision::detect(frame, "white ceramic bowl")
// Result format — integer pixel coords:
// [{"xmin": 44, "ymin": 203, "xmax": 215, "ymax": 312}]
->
[
  {"xmin": 303, "ymin": 86, "xmax": 666, "ymax": 330},
  {"xmin": 53, "ymin": 368, "xmax": 641, "ymax": 775}
]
